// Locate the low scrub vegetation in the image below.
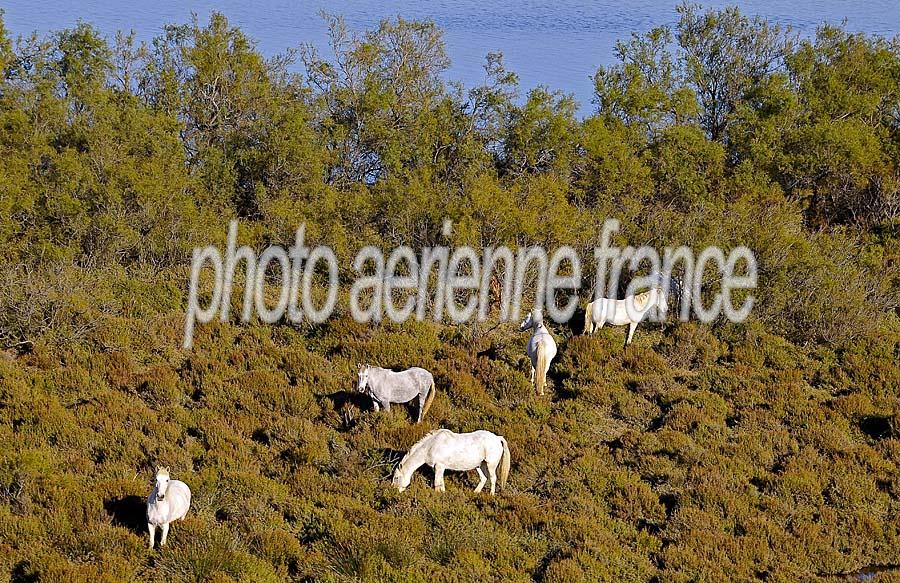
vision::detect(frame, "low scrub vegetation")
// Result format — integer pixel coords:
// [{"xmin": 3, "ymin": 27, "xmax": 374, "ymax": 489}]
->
[{"xmin": 0, "ymin": 3, "xmax": 899, "ymax": 581}]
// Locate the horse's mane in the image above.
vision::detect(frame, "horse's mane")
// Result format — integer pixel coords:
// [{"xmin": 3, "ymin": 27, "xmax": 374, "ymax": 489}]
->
[
  {"xmin": 592, "ymin": 284, "xmax": 661, "ymax": 306},
  {"xmin": 399, "ymin": 429, "xmax": 451, "ymax": 466},
  {"xmin": 633, "ymin": 290, "xmax": 652, "ymax": 309}
]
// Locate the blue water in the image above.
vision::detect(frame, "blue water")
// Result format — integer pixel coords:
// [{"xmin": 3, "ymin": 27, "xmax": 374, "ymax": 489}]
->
[{"xmin": 4, "ymin": 1, "xmax": 899, "ymax": 113}]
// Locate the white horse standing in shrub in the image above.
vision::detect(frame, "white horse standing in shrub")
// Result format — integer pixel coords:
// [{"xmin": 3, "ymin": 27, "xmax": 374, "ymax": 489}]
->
[
  {"xmin": 521, "ymin": 309, "xmax": 557, "ymax": 395},
  {"xmin": 146, "ymin": 467, "xmax": 191, "ymax": 549},
  {"xmin": 357, "ymin": 364, "xmax": 436, "ymax": 422},
  {"xmin": 392, "ymin": 429, "xmax": 510, "ymax": 495},
  {"xmin": 583, "ymin": 285, "xmax": 668, "ymax": 345}
]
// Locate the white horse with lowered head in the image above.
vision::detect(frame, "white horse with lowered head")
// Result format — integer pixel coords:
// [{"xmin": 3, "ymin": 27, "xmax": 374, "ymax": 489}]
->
[
  {"xmin": 357, "ymin": 364, "xmax": 436, "ymax": 422},
  {"xmin": 392, "ymin": 429, "xmax": 510, "ymax": 495},
  {"xmin": 521, "ymin": 309, "xmax": 557, "ymax": 395},
  {"xmin": 583, "ymin": 284, "xmax": 668, "ymax": 345},
  {"xmin": 146, "ymin": 467, "xmax": 191, "ymax": 549}
]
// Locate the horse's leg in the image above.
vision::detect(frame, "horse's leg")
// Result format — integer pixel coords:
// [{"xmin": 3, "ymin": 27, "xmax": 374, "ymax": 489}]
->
[
  {"xmin": 381, "ymin": 400, "xmax": 391, "ymax": 412},
  {"xmin": 372, "ymin": 400, "xmax": 380, "ymax": 412},
  {"xmin": 474, "ymin": 463, "xmax": 487, "ymax": 493},
  {"xmin": 487, "ymin": 461, "xmax": 498, "ymax": 495},
  {"xmin": 434, "ymin": 465, "xmax": 446, "ymax": 492},
  {"xmin": 160, "ymin": 522, "xmax": 170, "ymax": 546},
  {"xmin": 530, "ymin": 365, "xmax": 535, "ymax": 386},
  {"xmin": 626, "ymin": 322, "xmax": 637, "ymax": 345},
  {"xmin": 417, "ymin": 392, "xmax": 426, "ymax": 423},
  {"xmin": 148, "ymin": 523, "xmax": 156, "ymax": 549}
]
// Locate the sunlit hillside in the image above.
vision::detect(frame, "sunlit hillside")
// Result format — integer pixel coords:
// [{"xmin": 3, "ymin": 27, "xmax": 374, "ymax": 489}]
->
[{"xmin": 0, "ymin": 4, "xmax": 899, "ymax": 581}]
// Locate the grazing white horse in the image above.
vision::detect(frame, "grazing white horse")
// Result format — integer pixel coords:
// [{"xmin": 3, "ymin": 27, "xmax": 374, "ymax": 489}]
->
[
  {"xmin": 583, "ymin": 286, "xmax": 668, "ymax": 345},
  {"xmin": 146, "ymin": 467, "xmax": 191, "ymax": 549},
  {"xmin": 520, "ymin": 309, "xmax": 557, "ymax": 395},
  {"xmin": 357, "ymin": 364, "xmax": 436, "ymax": 422},
  {"xmin": 392, "ymin": 429, "xmax": 511, "ymax": 495}
]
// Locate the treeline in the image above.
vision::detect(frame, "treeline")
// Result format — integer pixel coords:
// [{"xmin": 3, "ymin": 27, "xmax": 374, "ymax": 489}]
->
[{"xmin": 0, "ymin": 4, "xmax": 898, "ymax": 347}]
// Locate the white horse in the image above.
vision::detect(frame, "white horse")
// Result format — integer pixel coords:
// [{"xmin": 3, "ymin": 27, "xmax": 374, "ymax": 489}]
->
[
  {"xmin": 583, "ymin": 286, "xmax": 668, "ymax": 345},
  {"xmin": 357, "ymin": 365, "xmax": 436, "ymax": 422},
  {"xmin": 392, "ymin": 429, "xmax": 511, "ymax": 495},
  {"xmin": 146, "ymin": 467, "xmax": 191, "ymax": 549},
  {"xmin": 520, "ymin": 309, "xmax": 557, "ymax": 395}
]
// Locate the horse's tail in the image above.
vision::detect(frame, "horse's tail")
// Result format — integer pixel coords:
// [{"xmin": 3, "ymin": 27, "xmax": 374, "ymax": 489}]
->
[
  {"xmin": 536, "ymin": 341, "xmax": 548, "ymax": 395},
  {"xmin": 422, "ymin": 379, "xmax": 436, "ymax": 419},
  {"xmin": 498, "ymin": 437, "xmax": 510, "ymax": 489},
  {"xmin": 583, "ymin": 301, "xmax": 593, "ymax": 334}
]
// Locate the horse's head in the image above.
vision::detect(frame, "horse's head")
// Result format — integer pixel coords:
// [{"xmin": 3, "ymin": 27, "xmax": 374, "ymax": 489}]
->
[
  {"xmin": 356, "ymin": 364, "xmax": 370, "ymax": 393},
  {"xmin": 520, "ymin": 309, "xmax": 543, "ymax": 331},
  {"xmin": 655, "ymin": 287, "xmax": 668, "ymax": 316},
  {"xmin": 649, "ymin": 273, "xmax": 675, "ymax": 320},
  {"xmin": 154, "ymin": 467, "xmax": 171, "ymax": 500},
  {"xmin": 392, "ymin": 463, "xmax": 411, "ymax": 492},
  {"xmin": 653, "ymin": 272, "xmax": 681, "ymax": 308}
]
